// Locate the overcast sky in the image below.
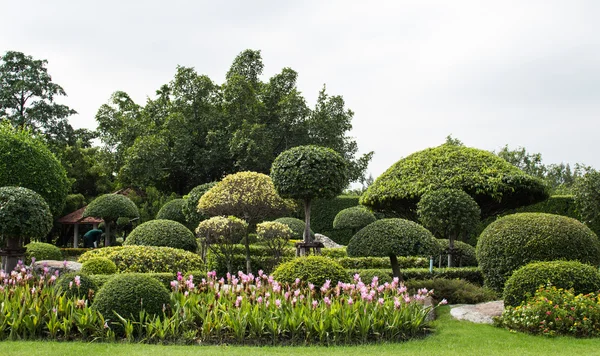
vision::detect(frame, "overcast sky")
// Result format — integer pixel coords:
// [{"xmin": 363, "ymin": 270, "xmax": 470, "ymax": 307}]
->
[{"xmin": 1, "ymin": 0, "xmax": 598, "ymax": 180}]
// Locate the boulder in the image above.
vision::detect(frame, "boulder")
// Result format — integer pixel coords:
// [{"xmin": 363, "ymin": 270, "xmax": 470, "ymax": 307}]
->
[
  {"xmin": 33, "ymin": 260, "xmax": 82, "ymax": 275},
  {"xmin": 314, "ymin": 233, "xmax": 344, "ymax": 248}
]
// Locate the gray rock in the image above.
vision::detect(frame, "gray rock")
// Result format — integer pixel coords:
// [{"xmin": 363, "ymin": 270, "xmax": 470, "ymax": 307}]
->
[
  {"xmin": 314, "ymin": 233, "xmax": 344, "ymax": 248},
  {"xmin": 32, "ymin": 260, "xmax": 82, "ymax": 275},
  {"xmin": 450, "ymin": 300, "xmax": 504, "ymax": 324}
]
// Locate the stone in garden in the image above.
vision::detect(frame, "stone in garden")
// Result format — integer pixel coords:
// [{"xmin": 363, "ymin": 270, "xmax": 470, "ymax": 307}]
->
[
  {"xmin": 32, "ymin": 260, "xmax": 82, "ymax": 275},
  {"xmin": 314, "ymin": 233, "xmax": 344, "ymax": 248},
  {"xmin": 450, "ymin": 300, "xmax": 504, "ymax": 324}
]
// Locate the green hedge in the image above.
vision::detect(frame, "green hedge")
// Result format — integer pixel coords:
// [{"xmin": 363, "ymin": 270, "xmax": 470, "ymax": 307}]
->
[
  {"xmin": 433, "ymin": 240, "xmax": 478, "ymax": 267},
  {"xmin": 293, "ymin": 195, "xmax": 359, "ymax": 244},
  {"xmin": 124, "ymin": 219, "xmax": 197, "ymax": 252},
  {"xmin": 405, "ymin": 278, "xmax": 497, "ymax": 304},
  {"xmin": 79, "ymin": 246, "xmax": 203, "ymax": 273},
  {"xmin": 60, "ymin": 248, "xmax": 91, "ymax": 259},
  {"xmin": 206, "ymin": 244, "xmax": 295, "ymax": 276},
  {"xmin": 273, "ymin": 256, "xmax": 349, "ymax": 286},
  {"xmin": 25, "ymin": 242, "xmax": 62, "ymax": 264},
  {"xmin": 89, "ymin": 272, "xmax": 176, "ymax": 290},
  {"xmin": 56, "ymin": 272, "xmax": 98, "ymax": 299},
  {"xmin": 80, "ymin": 257, "xmax": 117, "ymax": 275},
  {"xmin": 349, "ymin": 267, "xmax": 484, "ymax": 285},
  {"xmin": 336, "ymin": 256, "xmax": 428, "ymax": 270},
  {"xmin": 321, "ymin": 247, "xmax": 348, "ymax": 258}
]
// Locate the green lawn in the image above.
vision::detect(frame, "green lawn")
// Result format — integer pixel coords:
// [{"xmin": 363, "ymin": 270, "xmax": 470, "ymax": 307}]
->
[{"xmin": 2, "ymin": 307, "xmax": 599, "ymax": 356}]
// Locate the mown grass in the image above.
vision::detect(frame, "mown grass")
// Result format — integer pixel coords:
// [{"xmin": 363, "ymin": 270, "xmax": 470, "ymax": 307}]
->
[{"xmin": 2, "ymin": 306, "xmax": 599, "ymax": 356}]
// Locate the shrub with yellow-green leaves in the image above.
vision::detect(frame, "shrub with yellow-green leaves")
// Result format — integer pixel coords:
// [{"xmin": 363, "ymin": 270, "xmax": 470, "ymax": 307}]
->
[
  {"xmin": 196, "ymin": 216, "xmax": 248, "ymax": 274},
  {"xmin": 256, "ymin": 221, "xmax": 293, "ymax": 263}
]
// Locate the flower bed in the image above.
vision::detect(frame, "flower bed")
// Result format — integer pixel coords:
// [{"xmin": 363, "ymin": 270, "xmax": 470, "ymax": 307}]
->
[{"xmin": 0, "ymin": 262, "xmax": 445, "ymax": 344}]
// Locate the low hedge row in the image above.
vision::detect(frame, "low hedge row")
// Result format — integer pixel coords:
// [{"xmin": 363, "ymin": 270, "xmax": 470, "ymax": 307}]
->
[
  {"xmin": 336, "ymin": 256, "xmax": 428, "ymax": 270},
  {"xmin": 348, "ymin": 267, "xmax": 484, "ymax": 285},
  {"xmin": 206, "ymin": 251, "xmax": 293, "ymax": 277},
  {"xmin": 60, "ymin": 248, "xmax": 91, "ymax": 258},
  {"xmin": 89, "ymin": 272, "xmax": 176, "ymax": 290}
]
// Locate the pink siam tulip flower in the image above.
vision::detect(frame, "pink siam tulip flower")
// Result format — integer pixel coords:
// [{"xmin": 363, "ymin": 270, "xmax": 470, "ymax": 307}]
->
[
  {"xmin": 258, "ymin": 270, "xmax": 264, "ymax": 277},
  {"xmin": 440, "ymin": 298, "xmax": 448, "ymax": 305},
  {"xmin": 63, "ymin": 260, "xmax": 68, "ymax": 268},
  {"xmin": 235, "ymin": 295, "xmax": 243, "ymax": 308},
  {"xmin": 295, "ymin": 278, "xmax": 301, "ymax": 285},
  {"xmin": 74, "ymin": 275, "xmax": 81, "ymax": 287},
  {"xmin": 348, "ymin": 297, "xmax": 354, "ymax": 305},
  {"xmin": 312, "ymin": 300, "xmax": 319, "ymax": 309},
  {"xmin": 257, "ymin": 296, "xmax": 263, "ymax": 303},
  {"xmin": 353, "ymin": 273, "xmax": 361, "ymax": 282},
  {"xmin": 394, "ymin": 297, "xmax": 401, "ymax": 309},
  {"xmin": 275, "ymin": 299, "xmax": 281, "ymax": 308},
  {"xmin": 308, "ymin": 283, "xmax": 314, "ymax": 290},
  {"xmin": 378, "ymin": 298, "xmax": 384, "ymax": 305},
  {"xmin": 31, "ymin": 257, "xmax": 36, "ymax": 264},
  {"xmin": 371, "ymin": 276, "xmax": 379, "ymax": 288},
  {"xmin": 294, "ymin": 289, "xmax": 301, "ymax": 297},
  {"xmin": 398, "ymin": 285, "xmax": 407, "ymax": 294}
]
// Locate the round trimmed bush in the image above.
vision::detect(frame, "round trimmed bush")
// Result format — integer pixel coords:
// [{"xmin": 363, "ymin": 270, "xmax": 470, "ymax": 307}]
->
[
  {"xmin": 433, "ymin": 239, "xmax": 478, "ymax": 267},
  {"xmin": 25, "ymin": 242, "xmax": 62, "ymax": 264},
  {"xmin": 93, "ymin": 274, "xmax": 170, "ymax": 320},
  {"xmin": 273, "ymin": 256, "xmax": 348, "ymax": 287},
  {"xmin": 0, "ymin": 125, "xmax": 69, "ymax": 217},
  {"xmin": 182, "ymin": 182, "xmax": 217, "ymax": 229},
  {"xmin": 0, "ymin": 187, "xmax": 53, "ymax": 242},
  {"xmin": 124, "ymin": 219, "xmax": 197, "ymax": 252},
  {"xmin": 156, "ymin": 199, "xmax": 188, "ymax": 226},
  {"xmin": 274, "ymin": 217, "xmax": 315, "ymax": 240},
  {"xmin": 476, "ymin": 213, "xmax": 600, "ymax": 292},
  {"xmin": 56, "ymin": 272, "xmax": 98, "ymax": 299},
  {"xmin": 333, "ymin": 206, "xmax": 376, "ymax": 234},
  {"xmin": 78, "ymin": 246, "xmax": 204, "ymax": 273},
  {"xmin": 83, "ymin": 194, "xmax": 139, "ymax": 222},
  {"xmin": 503, "ymin": 261, "xmax": 600, "ymax": 307},
  {"xmin": 80, "ymin": 257, "xmax": 117, "ymax": 275}
]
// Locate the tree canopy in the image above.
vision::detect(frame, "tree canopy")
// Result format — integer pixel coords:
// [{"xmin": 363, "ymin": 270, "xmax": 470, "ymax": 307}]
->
[{"xmin": 361, "ymin": 143, "xmax": 548, "ymax": 218}]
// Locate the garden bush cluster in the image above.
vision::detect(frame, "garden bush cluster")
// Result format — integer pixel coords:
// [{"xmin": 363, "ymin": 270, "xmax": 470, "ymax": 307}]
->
[{"xmin": 124, "ymin": 219, "xmax": 198, "ymax": 252}]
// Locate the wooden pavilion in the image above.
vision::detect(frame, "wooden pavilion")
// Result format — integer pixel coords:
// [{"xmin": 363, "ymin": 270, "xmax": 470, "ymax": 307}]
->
[{"xmin": 57, "ymin": 207, "xmax": 103, "ymax": 247}]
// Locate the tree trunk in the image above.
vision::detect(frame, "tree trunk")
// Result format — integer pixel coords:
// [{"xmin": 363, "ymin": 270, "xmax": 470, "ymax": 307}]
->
[
  {"xmin": 304, "ymin": 198, "xmax": 312, "ymax": 243},
  {"xmin": 244, "ymin": 234, "xmax": 252, "ymax": 274},
  {"xmin": 448, "ymin": 235, "xmax": 455, "ymax": 268},
  {"xmin": 390, "ymin": 255, "xmax": 402, "ymax": 281},
  {"xmin": 105, "ymin": 222, "xmax": 111, "ymax": 247},
  {"xmin": 2, "ymin": 237, "xmax": 23, "ymax": 272}
]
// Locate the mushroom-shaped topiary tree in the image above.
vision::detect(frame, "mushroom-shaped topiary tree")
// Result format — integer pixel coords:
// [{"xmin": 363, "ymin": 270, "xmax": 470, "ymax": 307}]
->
[
  {"xmin": 182, "ymin": 182, "xmax": 217, "ymax": 229},
  {"xmin": 156, "ymin": 199, "xmax": 188, "ymax": 227},
  {"xmin": 124, "ymin": 219, "xmax": 198, "ymax": 252},
  {"xmin": 256, "ymin": 221, "xmax": 294, "ymax": 265},
  {"xmin": 417, "ymin": 188, "xmax": 480, "ymax": 267},
  {"xmin": 347, "ymin": 218, "xmax": 440, "ymax": 280},
  {"xmin": 0, "ymin": 124, "xmax": 69, "ymax": 217},
  {"xmin": 198, "ymin": 172, "xmax": 295, "ymax": 273},
  {"xmin": 361, "ymin": 143, "xmax": 548, "ymax": 219},
  {"xmin": 274, "ymin": 217, "xmax": 315, "ymax": 240},
  {"xmin": 0, "ymin": 186, "xmax": 53, "ymax": 272},
  {"xmin": 333, "ymin": 206, "xmax": 376, "ymax": 235},
  {"xmin": 271, "ymin": 145, "xmax": 349, "ymax": 247},
  {"xmin": 83, "ymin": 194, "xmax": 139, "ymax": 247},
  {"xmin": 196, "ymin": 216, "xmax": 248, "ymax": 275}
]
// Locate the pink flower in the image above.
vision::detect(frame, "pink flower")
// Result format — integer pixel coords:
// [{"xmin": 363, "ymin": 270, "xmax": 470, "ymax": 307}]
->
[
  {"xmin": 439, "ymin": 298, "xmax": 448, "ymax": 305},
  {"xmin": 324, "ymin": 297, "xmax": 331, "ymax": 306},
  {"xmin": 69, "ymin": 281, "xmax": 73, "ymax": 289},
  {"xmin": 348, "ymin": 297, "xmax": 354, "ymax": 305},
  {"xmin": 394, "ymin": 297, "xmax": 401, "ymax": 309},
  {"xmin": 378, "ymin": 298, "xmax": 384, "ymax": 305},
  {"xmin": 308, "ymin": 283, "xmax": 315, "ymax": 290},
  {"xmin": 353, "ymin": 273, "xmax": 361, "ymax": 282},
  {"xmin": 257, "ymin": 296, "xmax": 263, "ymax": 304},
  {"xmin": 312, "ymin": 300, "xmax": 319, "ymax": 309},
  {"xmin": 295, "ymin": 278, "xmax": 301, "ymax": 285},
  {"xmin": 63, "ymin": 260, "xmax": 68, "ymax": 268},
  {"xmin": 31, "ymin": 257, "xmax": 36, "ymax": 264},
  {"xmin": 235, "ymin": 295, "xmax": 243, "ymax": 308},
  {"xmin": 294, "ymin": 289, "xmax": 301, "ymax": 297},
  {"xmin": 177, "ymin": 272, "xmax": 183, "ymax": 281},
  {"xmin": 275, "ymin": 299, "xmax": 281, "ymax": 308},
  {"xmin": 74, "ymin": 275, "xmax": 81, "ymax": 287},
  {"xmin": 258, "ymin": 270, "xmax": 264, "ymax": 277}
]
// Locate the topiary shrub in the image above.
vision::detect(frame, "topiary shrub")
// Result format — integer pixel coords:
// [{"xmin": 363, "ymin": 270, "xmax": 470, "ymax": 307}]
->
[
  {"xmin": 90, "ymin": 272, "xmax": 176, "ymax": 290},
  {"xmin": 321, "ymin": 247, "xmax": 347, "ymax": 258},
  {"xmin": 93, "ymin": 274, "xmax": 170, "ymax": 321},
  {"xmin": 361, "ymin": 143, "xmax": 548, "ymax": 218},
  {"xmin": 182, "ymin": 182, "xmax": 217, "ymax": 229},
  {"xmin": 273, "ymin": 256, "xmax": 348, "ymax": 287},
  {"xmin": 78, "ymin": 246, "xmax": 204, "ymax": 273},
  {"xmin": 347, "ymin": 219, "xmax": 440, "ymax": 279},
  {"xmin": 0, "ymin": 124, "xmax": 69, "ymax": 217},
  {"xmin": 503, "ymin": 260, "xmax": 600, "ymax": 307},
  {"xmin": 274, "ymin": 217, "xmax": 315, "ymax": 240},
  {"xmin": 349, "ymin": 267, "xmax": 485, "ymax": 286},
  {"xmin": 80, "ymin": 257, "xmax": 117, "ymax": 275},
  {"xmin": 271, "ymin": 145, "xmax": 349, "ymax": 243},
  {"xmin": 476, "ymin": 213, "xmax": 600, "ymax": 292},
  {"xmin": 333, "ymin": 206, "xmax": 376, "ymax": 235},
  {"xmin": 83, "ymin": 194, "xmax": 139, "ymax": 247},
  {"xmin": 56, "ymin": 272, "xmax": 98, "ymax": 299},
  {"xmin": 125, "ymin": 219, "xmax": 197, "ymax": 252},
  {"xmin": 405, "ymin": 278, "xmax": 497, "ymax": 304},
  {"xmin": 205, "ymin": 244, "xmax": 294, "ymax": 277},
  {"xmin": 256, "ymin": 221, "xmax": 293, "ymax": 264},
  {"xmin": 25, "ymin": 242, "xmax": 62, "ymax": 264},
  {"xmin": 156, "ymin": 199, "xmax": 188, "ymax": 226},
  {"xmin": 433, "ymin": 239, "xmax": 478, "ymax": 267}
]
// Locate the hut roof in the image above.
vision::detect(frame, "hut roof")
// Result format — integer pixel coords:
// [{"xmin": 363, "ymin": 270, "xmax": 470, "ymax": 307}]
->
[{"xmin": 57, "ymin": 206, "xmax": 103, "ymax": 225}]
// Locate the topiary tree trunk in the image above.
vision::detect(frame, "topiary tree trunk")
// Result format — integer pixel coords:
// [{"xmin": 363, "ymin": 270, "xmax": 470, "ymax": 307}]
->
[
  {"xmin": 389, "ymin": 254, "xmax": 402, "ymax": 281},
  {"xmin": 2, "ymin": 237, "xmax": 24, "ymax": 273},
  {"xmin": 303, "ymin": 198, "xmax": 312, "ymax": 243},
  {"xmin": 448, "ymin": 233, "xmax": 455, "ymax": 268}
]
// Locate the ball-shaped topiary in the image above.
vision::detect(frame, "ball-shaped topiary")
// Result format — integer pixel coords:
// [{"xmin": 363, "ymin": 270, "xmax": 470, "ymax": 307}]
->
[
  {"xmin": 347, "ymin": 218, "xmax": 440, "ymax": 278},
  {"xmin": 476, "ymin": 213, "xmax": 600, "ymax": 292},
  {"xmin": 56, "ymin": 272, "xmax": 98, "ymax": 299},
  {"xmin": 333, "ymin": 206, "xmax": 376, "ymax": 234},
  {"xmin": 361, "ymin": 143, "xmax": 548, "ymax": 218},
  {"xmin": 182, "ymin": 182, "xmax": 217, "ymax": 229},
  {"xmin": 272, "ymin": 256, "xmax": 348, "ymax": 287},
  {"xmin": 0, "ymin": 125, "xmax": 69, "ymax": 217},
  {"xmin": 124, "ymin": 219, "xmax": 197, "ymax": 252},
  {"xmin": 503, "ymin": 261, "xmax": 600, "ymax": 307},
  {"xmin": 433, "ymin": 239, "xmax": 478, "ymax": 267},
  {"xmin": 156, "ymin": 199, "xmax": 188, "ymax": 226},
  {"xmin": 274, "ymin": 217, "xmax": 315, "ymax": 240},
  {"xmin": 80, "ymin": 257, "xmax": 117, "ymax": 275},
  {"xmin": 271, "ymin": 145, "xmax": 349, "ymax": 243},
  {"xmin": 0, "ymin": 187, "xmax": 53, "ymax": 241},
  {"xmin": 83, "ymin": 194, "xmax": 139, "ymax": 223},
  {"xmin": 25, "ymin": 242, "xmax": 62, "ymax": 264},
  {"xmin": 93, "ymin": 274, "xmax": 170, "ymax": 320}
]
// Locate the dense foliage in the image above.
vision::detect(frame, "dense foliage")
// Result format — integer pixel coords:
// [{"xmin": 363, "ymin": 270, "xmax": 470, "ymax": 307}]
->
[
  {"xmin": 155, "ymin": 199, "xmax": 188, "ymax": 226},
  {"xmin": 574, "ymin": 170, "xmax": 600, "ymax": 229},
  {"xmin": 432, "ymin": 239, "xmax": 478, "ymax": 267},
  {"xmin": 336, "ymin": 256, "xmax": 428, "ymax": 270},
  {"xmin": 405, "ymin": 278, "xmax": 496, "ymax": 304},
  {"xmin": 205, "ymin": 244, "xmax": 294, "ymax": 277},
  {"xmin": 196, "ymin": 216, "xmax": 248, "ymax": 274},
  {"xmin": 476, "ymin": 213, "xmax": 600, "ymax": 291},
  {"xmin": 503, "ymin": 261, "xmax": 600, "ymax": 307},
  {"xmin": 347, "ymin": 267, "xmax": 484, "ymax": 286},
  {"xmin": 273, "ymin": 256, "xmax": 349, "ymax": 287},
  {"xmin": 299, "ymin": 195, "xmax": 361, "ymax": 244},
  {"xmin": 256, "ymin": 221, "xmax": 293, "ymax": 262},
  {"xmin": 498, "ymin": 286, "xmax": 600, "ymax": 337},
  {"xmin": 333, "ymin": 206, "xmax": 376, "ymax": 234},
  {"xmin": 347, "ymin": 219, "xmax": 439, "ymax": 278},
  {"xmin": 0, "ymin": 187, "xmax": 53, "ymax": 241},
  {"xmin": 80, "ymin": 257, "xmax": 118, "ymax": 275},
  {"xmin": 361, "ymin": 143, "xmax": 549, "ymax": 218},
  {"xmin": 83, "ymin": 194, "xmax": 139, "ymax": 222},
  {"xmin": 79, "ymin": 246, "xmax": 203, "ymax": 273},
  {"xmin": 56, "ymin": 272, "xmax": 98, "ymax": 299},
  {"xmin": 182, "ymin": 182, "xmax": 216, "ymax": 228},
  {"xmin": 274, "ymin": 217, "xmax": 315, "ymax": 240},
  {"xmin": 93, "ymin": 274, "xmax": 170, "ymax": 321},
  {"xmin": 25, "ymin": 242, "xmax": 62, "ymax": 263},
  {"xmin": 124, "ymin": 219, "xmax": 197, "ymax": 252},
  {"xmin": 0, "ymin": 125, "xmax": 69, "ymax": 216}
]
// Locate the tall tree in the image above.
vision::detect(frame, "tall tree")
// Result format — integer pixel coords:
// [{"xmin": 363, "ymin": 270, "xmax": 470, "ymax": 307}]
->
[{"xmin": 0, "ymin": 51, "xmax": 77, "ymax": 148}]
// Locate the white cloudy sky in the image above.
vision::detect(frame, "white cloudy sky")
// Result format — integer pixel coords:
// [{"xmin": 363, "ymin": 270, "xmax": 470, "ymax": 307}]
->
[{"xmin": 1, "ymin": 0, "xmax": 599, "ymax": 180}]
